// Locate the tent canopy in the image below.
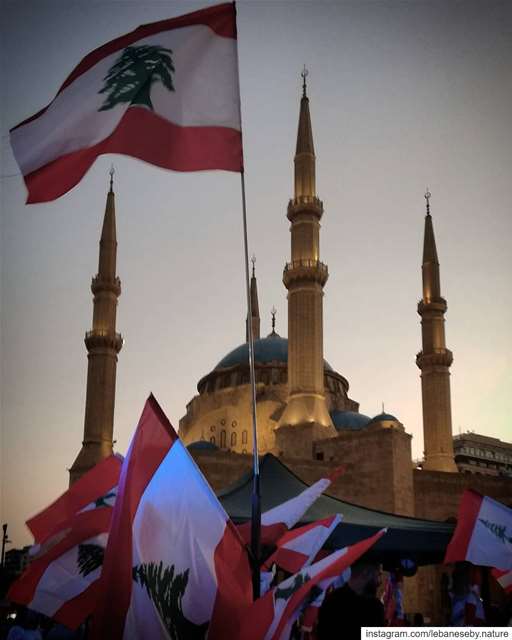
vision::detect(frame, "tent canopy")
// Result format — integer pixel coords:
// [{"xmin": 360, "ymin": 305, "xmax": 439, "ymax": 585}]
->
[{"xmin": 218, "ymin": 453, "xmax": 454, "ymax": 566}]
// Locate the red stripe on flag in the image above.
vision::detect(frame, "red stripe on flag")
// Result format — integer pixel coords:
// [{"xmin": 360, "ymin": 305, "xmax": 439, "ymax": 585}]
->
[
  {"xmin": 55, "ymin": 579, "xmax": 103, "ymax": 630},
  {"xmin": 11, "ymin": 3, "xmax": 237, "ymax": 131},
  {"xmin": 24, "ymin": 108, "xmax": 243, "ymax": 203},
  {"xmin": 444, "ymin": 489, "xmax": 483, "ymax": 564},
  {"xmin": 26, "ymin": 455, "xmax": 121, "ymax": 543},
  {"xmin": 90, "ymin": 394, "xmax": 175, "ymax": 640},
  {"xmin": 237, "ymin": 521, "xmax": 288, "ymax": 547},
  {"xmin": 209, "ymin": 520, "xmax": 253, "ymax": 640},
  {"xmin": 8, "ymin": 508, "xmax": 112, "ymax": 606}
]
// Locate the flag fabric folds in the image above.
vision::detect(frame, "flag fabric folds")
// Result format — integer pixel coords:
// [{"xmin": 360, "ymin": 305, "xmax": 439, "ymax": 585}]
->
[
  {"xmin": 8, "ymin": 455, "xmax": 122, "ymax": 629},
  {"xmin": 10, "ymin": 3, "xmax": 242, "ymax": 203},
  {"xmin": 445, "ymin": 489, "xmax": 512, "ymax": 570},
  {"xmin": 238, "ymin": 468, "xmax": 344, "ymax": 547},
  {"xmin": 91, "ymin": 394, "xmax": 252, "ymax": 640},
  {"xmin": 262, "ymin": 515, "xmax": 342, "ymax": 576}
]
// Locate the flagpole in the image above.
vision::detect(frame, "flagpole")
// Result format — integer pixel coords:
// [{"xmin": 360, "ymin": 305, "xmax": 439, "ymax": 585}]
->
[{"xmin": 240, "ymin": 170, "xmax": 261, "ymax": 599}]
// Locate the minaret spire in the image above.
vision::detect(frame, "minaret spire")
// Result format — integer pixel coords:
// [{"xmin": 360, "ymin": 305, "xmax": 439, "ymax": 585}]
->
[
  {"xmin": 69, "ymin": 172, "xmax": 123, "ymax": 485},
  {"xmin": 416, "ymin": 190, "xmax": 457, "ymax": 472},
  {"xmin": 276, "ymin": 71, "xmax": 335, "ymax": 454},
  {"xmin": 246, "ymin": 254, "xmax": 260, "ymax": 341}
]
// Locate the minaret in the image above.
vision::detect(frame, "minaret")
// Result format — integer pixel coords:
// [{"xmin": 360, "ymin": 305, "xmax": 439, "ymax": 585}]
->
[
  {"xmin": 277, "ymin": 69, "xmax": 334, "ymax": 436},
  {"xmin": 69, "ymin": 169, "xmax": 123, "ymax": 485},
  {"xmin": 416, "ymin": 190, "xmax": 457, "ymax": 472},
  {"xmin": 246, "ymin": 255, "xmax": 260, "ymax": 341}
]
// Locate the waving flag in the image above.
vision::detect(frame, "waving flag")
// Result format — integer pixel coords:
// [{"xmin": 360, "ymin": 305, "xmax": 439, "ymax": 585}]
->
[
  {"xmin": 10, "ymin": 3, "xmax": 242, "ymax": 203},
  {"xmin": 91, "ymin": 394, "xmax": 252, "ymax": 640},
  {"xmin": 238, "ymin": 467, "xmax": 344, "ymax": 547},
  {"xmin": 445, "ymin": 490, "xmax": 512, "ymax": 570},
  {"xmin": 8, "ymin": 455, "xmax": 122, "ymax": 629},
  {"xmin": 239, "ymin": 529, "xmax": 386, "ymax": 640},
  {"xmin": 262, "ymin": 515, "xmax": 342, "ymax": 576}
]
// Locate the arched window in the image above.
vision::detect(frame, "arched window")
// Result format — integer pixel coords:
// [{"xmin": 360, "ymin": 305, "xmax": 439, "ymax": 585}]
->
[
  {"xmin": 231, "ymin": 432, "xmax": 237, "ymax": 446},
  {"xmin": 220, "ymin": 430, "xmax": 226, "ymax": 448},
  {"xmin": 210, "ymin": 436, "xmax": 216, "ymax": 445},
  {"xmin": 242, "ymin": 430, "xmax": 248, "ymax": 445}
]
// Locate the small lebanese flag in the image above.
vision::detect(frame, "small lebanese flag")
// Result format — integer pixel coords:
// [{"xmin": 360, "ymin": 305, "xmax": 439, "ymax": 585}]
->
[
  {"xmin": 262, "ymin": 514, "xmax": 342, "ymax": 576},
  {"xmin": 445, "ymin": 489, "xmax": 512, "ymax": 570},
  {"xmin": 492, "ymin": 568, "xmax": 512, "ymax": 593},
  {"xmin": 239, "ymin": 528, "xmax": 386, "ymax": 640},
  {"xmin": 91, "ymin": 395, "xmax": 252, "ymax": 640},
  {"xmin": 8, "ymin": 455, "xmax": 122, "ymax": 629},
  {"xmin": 10, "ymin": 3, "xmax": 242, "ymax": 203},
  {"xmin": 238, "ymin": 467, "xmax": 344, "ymax": 547}
]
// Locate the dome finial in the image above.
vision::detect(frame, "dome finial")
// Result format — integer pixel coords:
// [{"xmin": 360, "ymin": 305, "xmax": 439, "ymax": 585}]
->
[
  {"xmin": 271, "ymin": 306, "xmax": 277, "ymax": 335},
  {"xmin": 251, "ymin": 253, "xmax": 256, "ymax": 278},
  {"xmin": 424, "ymin": 188, "xmax": 431, "ymax": 216},
  {"xmin": 382, "ymin": 401, "xmax": 385, "ymax": 414},
  {"xmin": 301, "ymin": 65, "xmax": 308, "ymax": 98},
  {"xmin": 109, "ymin": 164, "xmax": 115, "ymax": 193}
]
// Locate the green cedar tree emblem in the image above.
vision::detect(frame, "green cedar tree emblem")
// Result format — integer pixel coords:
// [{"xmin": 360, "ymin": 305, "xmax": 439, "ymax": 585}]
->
[
  {"xmin": 132, "ymin": 561, "xmax": 208, "ymax": 640},
  {"xmin": 77, "ymin": 543, "xmax": 105, "ymax": 577},
  {"xmin": 275, "ymin": 572, "xmax": 310, "ymax": 601},
  {"xmin": 99, "ymin": 45, "xmax": 175, "ymax": 112},
  {"xmin": 479, "ymin": 518, "xmax": 512, "ymax": 545}
]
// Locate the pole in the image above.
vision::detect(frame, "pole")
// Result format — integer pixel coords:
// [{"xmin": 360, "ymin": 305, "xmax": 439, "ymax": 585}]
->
[
  {"xmin": 240, "ymin": 171, "xmax": 261, "ymax": 599},
  {"xmin": 1, "ymin": 524, "xmax": 8, "ymax": 567}
]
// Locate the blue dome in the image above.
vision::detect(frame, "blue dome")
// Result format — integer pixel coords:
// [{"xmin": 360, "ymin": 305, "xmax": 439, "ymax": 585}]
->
[
  {"xmin": 369, "ymin": 412, "xmax": 399, "ymax": 424},
  {"xmin": 330, "ymin": 410, "xmax": 372, "ymax": 431},
  {"xmin": 187, "ymin": 440, "xmax": 219, "ymax": 451},
  {"xmin": 215, "ymin": 335, "xmax": 333, "ymax": 371}
]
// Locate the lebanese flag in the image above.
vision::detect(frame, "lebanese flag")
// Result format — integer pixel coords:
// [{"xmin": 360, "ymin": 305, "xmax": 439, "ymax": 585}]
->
[
  {"xmin": 239, "ymin": 529, "xmax": 386, "ymax": 640},
  {"xmin": 238, "ymin": 467, "xmax": 345, "ymax": 547},
  {"xmin": 492, "ymin": 569, "xmax": 512, "ymax": 593},
  {"xmin": 8, "ymin": 455, "xmax": 122, "ymax": 629},
  {"xmin": 27, "ymin": 454, "xmax": 121, "ymax": 545},
  {"xmin": 10, "ymin": 3, "xmax": 242, "ymax": 203},
  {"xmin": 299, "ymin": 567, "xmax": 351, "ymax": 635},
  {"xmin": 91, "ymin": 394, "xmax": 252, "ymax": 640},
  {"xmin": 444, "ymin": 490, "xmax": 512, "ymax": 570},
  {"xmin": 262, "ymin": 515, "xmax": 342, "ymax": 576}
]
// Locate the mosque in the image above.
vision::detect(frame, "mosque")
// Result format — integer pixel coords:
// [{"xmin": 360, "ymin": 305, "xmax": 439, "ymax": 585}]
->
[{"xmin": 68, "ymin": 77, "xmax": 512, "ymax": 622}]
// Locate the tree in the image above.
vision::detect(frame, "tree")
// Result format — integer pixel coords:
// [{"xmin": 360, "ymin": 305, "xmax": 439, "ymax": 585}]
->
[{"xmin": 99, "ymin": 45, "xmax": 175, "ymax": 112}]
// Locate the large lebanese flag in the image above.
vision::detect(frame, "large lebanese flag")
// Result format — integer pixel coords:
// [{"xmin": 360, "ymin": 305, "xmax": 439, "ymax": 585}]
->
[
  {"xmin": 10, "ymin": 3, "xmax": 242, "ymax": 203},
  {"xmin": 8, "ymin": 455, "xmax": 122, "ymax": 629},
  {"xmin": 91, "ymin": 394, "xmax": 252, "ymax": 640},
  {"xmin": 445, "ymin": 489, "xmax": 512, "ymax": 570}
]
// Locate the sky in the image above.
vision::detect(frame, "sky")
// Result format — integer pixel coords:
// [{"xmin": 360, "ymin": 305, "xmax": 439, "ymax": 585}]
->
[{"xmin": 1, "ymin": 0, "xmax": 511, "ymax": 548}]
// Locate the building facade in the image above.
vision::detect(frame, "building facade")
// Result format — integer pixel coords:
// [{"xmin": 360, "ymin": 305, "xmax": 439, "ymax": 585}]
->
[{"xmin": 453, "ymin": 432, "xmax": 512, "ymax": 477}]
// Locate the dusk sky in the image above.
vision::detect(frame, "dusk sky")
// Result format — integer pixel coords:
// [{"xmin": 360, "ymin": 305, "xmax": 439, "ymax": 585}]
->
[{"xmin": 1, "ymin": 0, "xmax": 511, "ymax": 547}]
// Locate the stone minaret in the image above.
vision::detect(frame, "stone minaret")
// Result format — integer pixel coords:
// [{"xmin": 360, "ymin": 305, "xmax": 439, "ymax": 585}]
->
[
  {"xmin": 69, "ymin": 171, "xmax": 123, "ymax": 485},
  {"xmin": 277, "ymin": 70, "xmax": 334, "ymax": 442},
  {"xmin": 416, "ymin": 190, "xmax": 457, "ymax": 472},
  {"xmin": 246, "ymin": 255, "xmax": 260, "ymax": 341}
]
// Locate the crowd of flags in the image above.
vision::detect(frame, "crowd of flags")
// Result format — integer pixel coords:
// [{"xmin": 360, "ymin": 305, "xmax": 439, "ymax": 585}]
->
[{"xmin": 7, "ymin": 393, "xmax": 512, "ymax": 637}]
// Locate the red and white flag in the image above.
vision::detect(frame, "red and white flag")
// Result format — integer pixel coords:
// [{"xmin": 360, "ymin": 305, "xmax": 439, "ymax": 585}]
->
[
  {"xmin": 445, "ymin": 490, "xmax": 512, "ymax": 570},
  {"xmin": 10, "ymin": 3, "xmax": 242, "ymax": 203},
  {"xmin": 262, "ymin": 515, "xmax": 342, "ymax": 576},
  {"xmin": 239, "ymin": 529, "xmax": 386, "ymax": 640},
  {"xmin": 91, "ymin": 394, "xmax": 252, "ymax": 640},
  {"xmin": 492, "ymin": 568, "xmax": 512, "ymax": 593},
  {"xmin": 238, "ymin": 467, "xmax": 344, "ymax": 547},
  {"xmin": 8, "ymin": 455, "xmax": 122, "ymax": 629}
]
